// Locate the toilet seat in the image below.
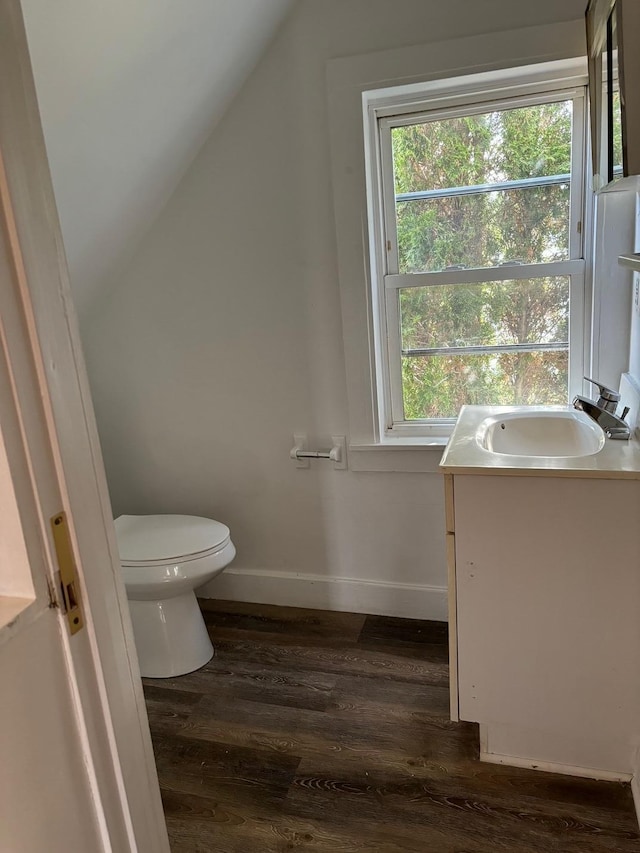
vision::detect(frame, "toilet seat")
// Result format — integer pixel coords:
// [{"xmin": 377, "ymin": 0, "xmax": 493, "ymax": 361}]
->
[{"xmin": 115, "ymin": 514, "xmax": 230, "ymax": 566}]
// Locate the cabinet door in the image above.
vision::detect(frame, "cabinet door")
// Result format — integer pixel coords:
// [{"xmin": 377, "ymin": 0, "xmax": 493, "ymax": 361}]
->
[{"xmin": 454, "ymin": 475, "xmax": 640, "ymax": 744}]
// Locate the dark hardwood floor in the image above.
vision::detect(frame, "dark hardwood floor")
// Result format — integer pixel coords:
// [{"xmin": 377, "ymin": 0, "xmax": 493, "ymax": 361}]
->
[{"xmin": 143, "ymin": 600, "xmax": 639, "ymax": 852}]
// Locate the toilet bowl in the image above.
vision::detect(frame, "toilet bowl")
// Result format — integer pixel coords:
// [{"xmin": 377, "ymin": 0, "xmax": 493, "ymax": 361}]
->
[{"xmin": 115, "ymin": 514, "xmax": 236, "ymax": 678}]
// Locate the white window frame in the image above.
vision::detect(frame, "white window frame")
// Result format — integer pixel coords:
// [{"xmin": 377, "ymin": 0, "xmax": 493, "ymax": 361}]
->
[{"xmin": 364, "ymin": 67, "xmax": 589, "ymax": 439}]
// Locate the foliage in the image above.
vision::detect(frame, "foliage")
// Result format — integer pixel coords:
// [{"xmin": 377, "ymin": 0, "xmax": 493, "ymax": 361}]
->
[{"xmin": 391, "ymin": 101, "xmax": 574, "ymax": 419}]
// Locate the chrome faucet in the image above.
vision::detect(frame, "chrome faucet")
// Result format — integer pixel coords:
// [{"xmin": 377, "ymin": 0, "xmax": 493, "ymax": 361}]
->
[{"xmin": 573, "ymin": 377, "xmax": 631, "ymax": 440}]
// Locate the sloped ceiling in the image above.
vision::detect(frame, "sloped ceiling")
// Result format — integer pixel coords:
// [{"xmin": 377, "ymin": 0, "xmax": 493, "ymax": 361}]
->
[{"xmin": 21, "ymin": 0, "xmax": 294, "ymax": 319}]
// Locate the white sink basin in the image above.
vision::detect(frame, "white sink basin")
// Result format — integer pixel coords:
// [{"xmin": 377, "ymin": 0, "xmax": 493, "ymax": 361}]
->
[{"xmin": 476, "ymin": 409, "xmax": 605, "ymax": 458}]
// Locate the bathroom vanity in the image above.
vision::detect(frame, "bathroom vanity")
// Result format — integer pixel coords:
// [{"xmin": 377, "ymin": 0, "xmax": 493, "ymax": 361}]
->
[{"xmin": 440, "ymin": 405, "xmax": 640, "ymax": 780}]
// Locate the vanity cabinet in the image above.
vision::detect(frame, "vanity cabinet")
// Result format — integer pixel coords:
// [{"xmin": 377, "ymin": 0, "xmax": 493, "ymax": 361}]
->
[{"xmin": 444, "ymin": 471, "xmax": 640, "ymax": 778}]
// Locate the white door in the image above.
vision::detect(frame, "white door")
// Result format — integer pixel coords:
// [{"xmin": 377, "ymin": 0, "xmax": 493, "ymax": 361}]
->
[{"xmin": 0, "ymin": 2, "xmax": 170, "ymax": 850}]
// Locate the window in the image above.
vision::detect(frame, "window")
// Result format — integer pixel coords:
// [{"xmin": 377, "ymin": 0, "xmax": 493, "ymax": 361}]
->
[{"xmin": 365, "ymin": 69, "xmax": 587, "ymax": 438}]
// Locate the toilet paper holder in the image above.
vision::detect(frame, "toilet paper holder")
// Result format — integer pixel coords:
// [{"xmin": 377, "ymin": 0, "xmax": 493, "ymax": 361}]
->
[{"xmin": 290, "ymin": 434, "xmax": 347, "ymax": 469}]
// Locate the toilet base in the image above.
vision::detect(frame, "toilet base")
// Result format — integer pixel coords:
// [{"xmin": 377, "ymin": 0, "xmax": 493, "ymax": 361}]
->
[{"xmin": 128, "ymin": 591, "xmax": 213, "ymax": 678}]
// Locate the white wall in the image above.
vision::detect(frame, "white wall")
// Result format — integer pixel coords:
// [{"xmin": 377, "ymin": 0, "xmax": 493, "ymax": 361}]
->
[
  {"xmin": 590, "ymin": 178, "xmax": 640, "ymax": 433},
  {"xmin": 22, "ymin": 0, "xmax": 293, "ymax": 320},
  {"xmin": 84, "ymin": 0, "xmax": 587, "ymax": 620}
]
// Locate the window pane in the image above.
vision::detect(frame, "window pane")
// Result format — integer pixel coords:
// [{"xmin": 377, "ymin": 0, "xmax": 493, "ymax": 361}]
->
[
  {"xmin": 391, "ymin": 101, "xmax": 573, "ymax": 273},
  {"xmin": 402, "ymin": 351, "xmax": 569, "ymax": 419},
  {"xmin": 605, "ymin": 9, "xmax": 623, "ymax": 179},
  {"xmin": 612, "ymin": 89, "xmax": 623, "ymax": 175},
  {"xmin": 396, "ymin": 184, "xmax": 569, "ymax": 272},
  {"xmin": 399, "ymin": 277, "xmax": 570, "ymax": 420},
  {"xmin": 400, "ymin": 278, "xmax": 569, "ymax": 351}
]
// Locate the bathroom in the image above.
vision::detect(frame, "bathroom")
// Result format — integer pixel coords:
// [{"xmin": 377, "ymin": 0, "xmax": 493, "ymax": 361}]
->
[{"xmin": 2, "ymin": 0, "xmax": 640, "ymax": 850}]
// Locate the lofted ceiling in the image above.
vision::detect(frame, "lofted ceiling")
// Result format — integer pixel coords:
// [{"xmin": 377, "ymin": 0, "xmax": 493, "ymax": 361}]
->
[{"xmin": 21, "ymin": 0, "xmax": 294, "ymax": 318}]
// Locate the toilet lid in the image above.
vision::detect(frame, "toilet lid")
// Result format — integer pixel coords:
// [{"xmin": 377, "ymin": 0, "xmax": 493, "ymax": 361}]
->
[{"xmin": 114, "ymin": 514, "xmax": 230, "ymax": 563}]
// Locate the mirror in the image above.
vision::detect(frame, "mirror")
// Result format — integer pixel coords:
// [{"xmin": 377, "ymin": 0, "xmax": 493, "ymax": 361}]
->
[{"xmin": 587, "ymin": 0, "xmax": 640, "ymax": 185}]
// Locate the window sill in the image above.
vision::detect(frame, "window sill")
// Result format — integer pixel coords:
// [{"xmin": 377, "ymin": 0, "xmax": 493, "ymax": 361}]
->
[
  {"xmin": 350, "ymin": 437, "xmax": 449, "ymax": 450},
  {"xmin": 349, "ymin": 439, "xmax": 447, "ymax": 472}
]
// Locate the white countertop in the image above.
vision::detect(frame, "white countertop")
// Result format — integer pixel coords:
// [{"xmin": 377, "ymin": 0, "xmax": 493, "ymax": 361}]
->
[{"xmin": 440, "ymin": 405, "xmax": 640, "ymax": 479}]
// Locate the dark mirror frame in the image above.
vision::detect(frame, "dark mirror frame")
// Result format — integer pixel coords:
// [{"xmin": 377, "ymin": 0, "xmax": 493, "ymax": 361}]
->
[{"xmin": 587, "ymin": 0, "xmax": 640, "ymax": 184}]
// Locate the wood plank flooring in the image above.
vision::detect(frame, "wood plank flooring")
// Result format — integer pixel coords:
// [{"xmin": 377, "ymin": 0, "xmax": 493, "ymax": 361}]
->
[{"xmin": 143, "ymin": 600, "xmax": 639, "ymax": 852}]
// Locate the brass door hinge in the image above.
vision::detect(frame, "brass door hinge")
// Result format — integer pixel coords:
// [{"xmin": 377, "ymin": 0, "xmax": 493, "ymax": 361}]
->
[{"xmin": 50, "ymin": 511, "xmax": 84, "ymax": 635}]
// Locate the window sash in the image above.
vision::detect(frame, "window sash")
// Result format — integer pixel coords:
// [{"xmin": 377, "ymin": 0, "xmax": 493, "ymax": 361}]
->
[
  {"xmin": 384, "ymin": 270, "xmax": 585, "ymax": 432},
  {"xmin": 380, "ymin": 92, "xmax": 586, "ymax": 276},
  {"xmin": 384, "ymin": 260, "xmax": 584, "ymax": 289},
  {"xmin": 372, "ymin": 86, "xmax": 587, "ymax": 433},
  {"xmin": 396, "ymin": 172, "xmax": 571, "ymax": 204},
  {"xmin": 402, "ymin": 342, "xmax": 568, "ymax": 358}
]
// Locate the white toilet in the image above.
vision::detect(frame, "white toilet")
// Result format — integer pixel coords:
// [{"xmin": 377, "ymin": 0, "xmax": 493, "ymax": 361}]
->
[{"xmin": 115, "ymin": 514, "xmax": 236, "ymax": 678}]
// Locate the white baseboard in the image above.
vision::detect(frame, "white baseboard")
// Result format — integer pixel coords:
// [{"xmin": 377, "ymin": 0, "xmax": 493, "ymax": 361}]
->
[
  {"xmin": 478, "ymin": 723, "xmax": 634, "ymax": 783},
  {"xmin": 631, "ymin": 776, "xmax": 640, "ymax": 831},
  {"xmin": 199, "ymin": 567, "xmax": 448, "ymax": 621},
  {"xmin": 479, "ymin": 748, "xmax": 632, "ymax": 783},
  {"xmin": 631, "ymin": 747, "xmax": 640, "ymax": 830}
]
